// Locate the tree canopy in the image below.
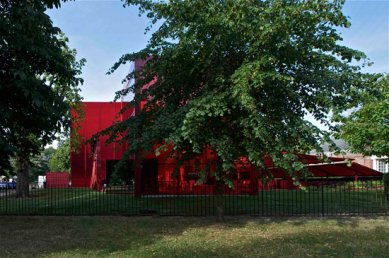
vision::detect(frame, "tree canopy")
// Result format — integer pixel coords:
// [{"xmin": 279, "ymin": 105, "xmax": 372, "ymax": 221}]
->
[
  {"xmin": 30, "ymin": 147, "xmax": 56, "ymax": 181},
  {"xmin": 3, "ymin": 140, "xmax": 70, "ymax": 182},
  {"xmin": 48, "ymin": 139, "xmax": 70, "ymax": 172},
  {"xmin": 336, "ymin": 75, "xmax": 388, "ymax": 157},
  {"xmin": 102, "ymin": 0, "xmax": 377, "ymax": 186},
  {"xmin": 0, "ymin": 0, "xmax": 84, "ymax": 196}
]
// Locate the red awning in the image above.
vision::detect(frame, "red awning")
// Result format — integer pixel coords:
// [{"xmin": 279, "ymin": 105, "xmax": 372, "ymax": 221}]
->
[{"xmin": 264, "ymin": 154, "xmax": 382, "ymax": 178}]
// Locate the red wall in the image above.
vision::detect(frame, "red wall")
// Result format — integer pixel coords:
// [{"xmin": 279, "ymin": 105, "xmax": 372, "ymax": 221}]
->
[
  {"xmin": 70, "ymin": 102, "xmax": 133, "ymax": 187},
  {"xmin": 46, "ymin": 172, "xmax": 69, "ymax": 188}
]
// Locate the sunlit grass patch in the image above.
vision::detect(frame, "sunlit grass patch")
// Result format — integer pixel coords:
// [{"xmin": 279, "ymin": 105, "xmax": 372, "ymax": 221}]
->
[{"xmin": 0, "ymin": 216, "xmax": 387, "ymax": 258}]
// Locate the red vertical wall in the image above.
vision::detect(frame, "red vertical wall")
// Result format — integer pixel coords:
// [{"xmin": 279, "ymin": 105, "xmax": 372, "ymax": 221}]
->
[
  {"xmin": 70, "ymin": 102, "xmax": 133, "ymax": 187},
  {"xmin": 46, "ymin": 172, "xmax": 69, "ymax": 188}
]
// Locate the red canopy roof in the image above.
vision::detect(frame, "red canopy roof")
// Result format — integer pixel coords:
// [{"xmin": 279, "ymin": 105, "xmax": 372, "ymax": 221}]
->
[{"xmin": 266, "ymin": 154, "xmax": 382, "ymax": 178}]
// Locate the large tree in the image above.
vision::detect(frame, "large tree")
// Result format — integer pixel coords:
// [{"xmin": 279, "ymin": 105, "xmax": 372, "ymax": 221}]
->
[
  {"xmin": 0, "ymin": 0, "xmax": 84, "ymax": 196},
  {"xmin": 335, "ymin": 74, "xmax": 388, "ymax": 157},
  {"xmin": 102, "ymin": 0, "xmax": 376, "ymax": 219}
]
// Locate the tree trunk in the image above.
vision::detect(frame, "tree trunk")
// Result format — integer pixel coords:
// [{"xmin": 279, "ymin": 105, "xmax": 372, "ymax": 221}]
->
[
  {"xmin": 16, "ymin": 153, "xmax": 30, "ymax": 198},
  {"xmin": 215, "ymin": 155, "xmax": 225, "ymax": 222},
  {"xmin": 215, "ymin": 177, "xmax": 225, "ymax": 222}
]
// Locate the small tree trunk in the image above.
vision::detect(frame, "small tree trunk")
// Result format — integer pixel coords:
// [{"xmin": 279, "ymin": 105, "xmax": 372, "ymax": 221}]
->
[
  {"xmin": 16, "ymin": 153, "xmax": 30, "ymax": 198},
  {"xmin": 215, "ymin": 178, "xmax": 225, "ymax": 222},
  {"xmin": 215, "ymin": 155, "xmax": 225, "ymax": 222}
]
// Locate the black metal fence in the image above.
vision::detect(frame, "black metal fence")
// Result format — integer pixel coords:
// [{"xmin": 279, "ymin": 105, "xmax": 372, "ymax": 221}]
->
[{"xmin": 0, "ymin": 179, "xmax": 387, "ymax": 216}]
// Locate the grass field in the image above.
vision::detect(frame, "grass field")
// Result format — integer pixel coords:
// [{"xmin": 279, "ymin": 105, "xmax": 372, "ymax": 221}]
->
[
  {"xmin": 0, "ymin": 186, "xmax": 387, "ymax": 216},
  {"xmin": 0, "ymin": 216, "xmax": 388, "ymax": 257}
]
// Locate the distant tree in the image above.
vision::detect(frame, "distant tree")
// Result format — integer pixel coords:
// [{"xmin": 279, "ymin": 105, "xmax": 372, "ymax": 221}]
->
[
  {"xmin": 48, "ymin": 139, "xmax": 70, "ymax": 172},
  {"xmin": 0, "ymin": 0, "xmax": 84, "ymax": 197},
  {"xmin": 3, "ymin": 147, "xmax": 56, "ymax": 181},
  {"xmin": 30, "ymin": 147, "xmax": 56, "ymax": 181},
  {"xmin": 102, "ymin": 0, "xmax": 376, "ymax": 220},
  {"xmin": 335, "ymin": 75, "xmax": 388, "ymax": 157}
]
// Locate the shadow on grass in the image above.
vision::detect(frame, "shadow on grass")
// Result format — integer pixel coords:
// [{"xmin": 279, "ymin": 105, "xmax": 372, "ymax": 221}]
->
[{"xmin": 0, "ymin": 216, "xmax": 387, "ymax": 257}]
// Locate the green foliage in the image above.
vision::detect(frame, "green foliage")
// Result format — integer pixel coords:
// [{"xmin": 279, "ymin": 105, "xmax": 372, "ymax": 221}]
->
[
  {"xmin": 2, "ymin": 147, "xmax": 56, "ymax": 181},
  {"xmin": 0, "ymin": 0, "xmax": 84, "ymax": 195},
  {"xmin": 102, "ymin": 0, "xmax": 375, "ymax": 186},
  {"xmin": 335, "ymin": 75, "xmax": 389, "ymax": 157},
  {"xmin": 48, "ymin": 140, "xmax": 70, "ymax": 172},
  {"xmin": 344, "ymin": 180, "xmax": 384, "ymax": 190},
  {"xmin": 107, "ymin": 161, "xmax": 134, "ymax": 186},
  {"xmin": 30, "ymin": 147, "xmax": 57, "ymax": 181}
]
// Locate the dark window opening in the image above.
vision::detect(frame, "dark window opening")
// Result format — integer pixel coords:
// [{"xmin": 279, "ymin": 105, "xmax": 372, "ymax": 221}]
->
[
  {"xmin": 106, "ymin": 160, "xmax": 134, "ymax": 186},
  {"xmin": 142, "ymin": 159, "xmax": 159, "ymax": 194}
]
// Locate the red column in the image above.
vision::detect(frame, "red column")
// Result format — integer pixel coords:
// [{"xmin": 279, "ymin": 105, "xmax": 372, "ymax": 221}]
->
[
  {"xmin": 179, "ymin": 166, "xmax": 185, "ymax": 194},
  {"xmin": 250, "ymin": 167, "xmax": 258, "ymax": 195},
  {"xmin": 134, "ymin": 86, "xmax": 143, "ymax": 197}
]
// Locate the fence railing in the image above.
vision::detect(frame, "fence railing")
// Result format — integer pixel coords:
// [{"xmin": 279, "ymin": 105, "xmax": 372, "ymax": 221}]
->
[{"xmin": 0, "ymin": 179, "xmax": 387, "ymax": 216}]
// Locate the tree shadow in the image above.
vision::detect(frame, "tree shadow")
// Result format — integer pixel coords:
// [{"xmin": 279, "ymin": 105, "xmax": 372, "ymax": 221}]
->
[{"xmin": 0, "ymin": 216, "xmax": 387, "ymax": 257}]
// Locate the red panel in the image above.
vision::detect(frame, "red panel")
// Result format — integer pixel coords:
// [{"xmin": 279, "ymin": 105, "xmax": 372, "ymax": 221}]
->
[
  {"xmin": 70, "ymin": 102, "xmax": 134, "ymax": 188},
  {"xmin": 46, "ymin": 172, "xmax": 69, "ymax": 188},
  {"xmin": 348, "ymin": 163, "xmax": 382, "ymax": 176}
]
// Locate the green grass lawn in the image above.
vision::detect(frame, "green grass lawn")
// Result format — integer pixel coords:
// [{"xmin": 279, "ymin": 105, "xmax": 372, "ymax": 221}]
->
[
  {"xmin": 0, "ymin": 186, "xmax": 387, "ymax": 216},
  {"xmin": 0, "ymin": 216, "xmax": 388, "ymax": 257}
]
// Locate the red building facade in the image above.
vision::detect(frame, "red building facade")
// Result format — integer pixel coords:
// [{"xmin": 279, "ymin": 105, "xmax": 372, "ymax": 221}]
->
[
  {"xmin": 70, "ymin": 60, "xmax": 382, "ymax": 195},
  {"xmin": 70, "ymin": 101, "xmax": 382, "ymax": 195},
  {"xmin": 70, "ymin": 102, "xmax": 133, "ymax": 188}
]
